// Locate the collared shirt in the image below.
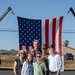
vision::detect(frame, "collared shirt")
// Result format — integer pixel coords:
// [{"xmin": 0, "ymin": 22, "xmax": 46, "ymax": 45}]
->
[
  {"xmin": 33, "ymin": 61, "xmax": 47, "ymax": 75},
  {"xmin": 48, "ymin": 52, "xmax": 62, "ymax": 72}
]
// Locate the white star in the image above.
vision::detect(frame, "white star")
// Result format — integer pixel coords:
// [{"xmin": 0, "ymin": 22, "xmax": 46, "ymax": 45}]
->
[
  {"xmin": 20, "ymin": 33, "xmax": 22, "ymax": 35},
  {"xmin": 24, "ymin": 33, "xmax": 26, "ymax": 35},
  {"xmin": 31, "ymin": 27, "xmax": 33, "ymax": 29},
  {"xmin": 26, "ymin": 22, "xmax": 28, "ymax": 24},
  {"xmin": 22, "ymin": 36, "xmax": 24, "ymax": 37},
  {"xmin": 27, "ymin": 36, "xmax": 29, "ymax": 37},
  {"xmin": 20, "ymin": 43, "xmax": 22, "ymax": 45},
  {"xmin": 22, "ymin": 31, "xmax": 24, "ymax": 32},
  {"xmin": 26, "ymin": 26, "xmax": 28, "ymax": 28},
  {"xmin": 20, "ymin": 28, "xmax": 21, "ymax": 30},
  {"xmin": 27, "ymin": 31, "xmax": 29, "ymax": 33},
  {"xmin": 29, "ymin": 38, "xmax": 31, "ymax": 40},
  {"xmin": 33, "ymin": 29, "xmax": 35, "ymax": 31},
  {"xmin": 33, "ymin": 21, "xmax": 35, "ymax": 23},
  {"xmin": 20, "ymin": 38, "xmax": 22, "ymax": 39},
  {"xmin": 31, "ymin": 31, "xmax": 33, "ymax": 33},
  {"xmin": 38, "ymin": 29, "xmax": 40, "ymax": 31},
  {"xmin": 29, "ymin": 33, "xmax": 31, "ymax": 35},
  {"xmin": 36, "ymin": 31, "xmax": 38, "ymax": 33},
  {"xmin": 21, "ymin": 22, "xmax": 23, "ymax": 23},
  {"xmin": 27, "ymin": 40, "xmax": 29, "ymax": 43},
  {"xmin": 24, "ymin": 24, "xmax": 25, "ymax": 26},
  {"xmin": 22, "ymin": 40, "xmax": 24, "ymax": 42},
  {"xmin": 31, "ymin": 23, "xmax": 33, "ymax": 24},
  {"xmin": 24, "ymin": 20, "xmax": 25, "ymax": 22},
  {"xmin": 33, "ymin": 34, "xmax": 35, "ymax": 36},
  {"xmin": 36, "ymin": 23, "xmax": 38, "ymax": 25},
  {"xmin": 19, "ymin": 19, "xmax": 21, "ymax": 21},
  {"xmin": 24, "ymin": 38, "xmax": 26, "ymax": 40},
  {"xmin": 24, "ymin": 29, "xmax": 26, "ymax": 31},
  {"xmin": 22, "ymin": 26, "xmax": 24, "ymax": 28},
  {"xmin": 39, "ymin": 34, "xmax": 40, "ymax": 35}
]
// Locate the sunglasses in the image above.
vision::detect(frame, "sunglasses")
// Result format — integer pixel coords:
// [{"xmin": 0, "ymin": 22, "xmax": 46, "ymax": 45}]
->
[
  {"xmin": 20, "ymin": 53, "xmax": 24, "ymax": 54},
  {"xmin": 36, "ymin": 56, "xmax": 41, "ymax": 57}
]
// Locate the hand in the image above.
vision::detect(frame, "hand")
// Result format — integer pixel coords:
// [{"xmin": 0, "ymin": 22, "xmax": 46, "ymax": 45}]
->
[{"xmin": 56, "ymin": 70, "xmax": 60, "ymax": 75}]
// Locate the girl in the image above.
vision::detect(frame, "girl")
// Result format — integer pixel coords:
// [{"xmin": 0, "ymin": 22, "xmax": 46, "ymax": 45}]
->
[{"xmin": 21, "ymin": 53, "xmax": 33, "ymax": 75}]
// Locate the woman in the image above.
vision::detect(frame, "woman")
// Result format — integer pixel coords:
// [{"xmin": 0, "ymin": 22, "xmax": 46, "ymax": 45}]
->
[
  {"xmin": 21, "ymin": 53, "xmax": 33, "ymax": 75},
  {"xmin": 29, "ymin": 48, "xmax": 36, "ymax": 62},
  {"xmin": 13, "ymin": 50, "xmax": 27, "ymax": 75}
]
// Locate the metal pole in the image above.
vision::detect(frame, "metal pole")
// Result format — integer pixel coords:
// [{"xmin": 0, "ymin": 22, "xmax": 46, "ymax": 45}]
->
[{"xmin": 0, "ymin": 7, "xmax": 11, "ymax": 21}]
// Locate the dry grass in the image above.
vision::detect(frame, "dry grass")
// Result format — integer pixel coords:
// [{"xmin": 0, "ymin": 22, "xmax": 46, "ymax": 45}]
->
[
  {"xmin": 64, "ymin": 60, "xmax": 75, "ymax": 69},
  {"xmin": 0, "ymin": 55, "xmax": 17, "ymax": 68},
  {"xmin": 0, "ymin": 55, "xmax": 75, "ymax": 69}
]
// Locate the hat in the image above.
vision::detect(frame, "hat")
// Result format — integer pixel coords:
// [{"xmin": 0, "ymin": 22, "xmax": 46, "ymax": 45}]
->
[{"xmin": 42, "ymin": 44, "xmax": 46, "ymax": 49}]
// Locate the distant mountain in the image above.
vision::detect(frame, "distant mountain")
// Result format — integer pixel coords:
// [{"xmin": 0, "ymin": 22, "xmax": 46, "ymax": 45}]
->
[{"xmin": 0, "ymin": 49, "xmax": 18, "ymax": 55}]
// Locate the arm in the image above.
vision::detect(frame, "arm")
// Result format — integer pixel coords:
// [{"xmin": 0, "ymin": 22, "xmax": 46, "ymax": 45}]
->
[
  {"xmin": 43, "ymin": 62, "xmax": 47, "ymax": 75},
  {"xmin": 13, "ymin": 61, "xmax": 17, "ymax": 75},
  {"xmin": 57, "ymin": 55, "xmax": 62, "ymax": 75},
  {"xmin": 21, "ymin": 62, "xmax": 27, "ymax": 75}
]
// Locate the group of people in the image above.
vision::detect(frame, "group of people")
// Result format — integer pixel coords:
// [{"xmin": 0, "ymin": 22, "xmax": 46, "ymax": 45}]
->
[{"xmin": 13, "ymin": 40, "xmax": 62, "ymax": 75}]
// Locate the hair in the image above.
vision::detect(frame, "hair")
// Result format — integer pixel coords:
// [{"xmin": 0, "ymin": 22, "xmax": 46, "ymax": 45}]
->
[
  {"xmin": 33, "ymin": 40, "xmax": 39, "ymax": 46},
  {"xmin": 36, "ymin": 52, "xmax": 41, "ymax": 56},
  {"xmin": 16, "ymin": 50, "xmax": 27, "ymax": 60},
  {"xmin": 49, "ymin": 44, "xmax": 55, "ymax": 48},
  {"xmin": 26, "ymin": 53, "xmax": 33, "ymax": 64},
  {"xmin": 29, "ymin": 48, "xmax": 36, "ymax": 57},
  {"xmin": 33, "ymin": 40, "xmax": 39, "ymax": 43}
]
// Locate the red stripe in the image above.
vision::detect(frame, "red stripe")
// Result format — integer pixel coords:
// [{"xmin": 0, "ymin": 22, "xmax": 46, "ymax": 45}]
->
[
  {"xmin": 59, "ymin": 16, "xmax": 63, "ymax": 56},
  {"xmin": 26, "ymin": 46, "xmax": 29, "ymax": 53},
  {"xmin": 45, "ymin": 20, "xmax": 49, "ymax": 48},
  {"xmin": 52, "ymin": 18, "xmax": 56, "ymax": 46},
  {"xmin": 19, "ymin": 46, "xmax": 22, "ymax": 50}
]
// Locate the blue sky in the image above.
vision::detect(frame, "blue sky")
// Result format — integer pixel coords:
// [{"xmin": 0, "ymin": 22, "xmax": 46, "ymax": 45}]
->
[{"xmin": 0, "ymin": 0, "xmax": 75, "ymax": 50}]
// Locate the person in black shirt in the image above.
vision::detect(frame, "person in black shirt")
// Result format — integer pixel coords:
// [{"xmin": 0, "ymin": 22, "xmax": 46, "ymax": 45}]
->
[{"xmin": 13, "ymin": 50, "xmax": 27, "ymax": 75}]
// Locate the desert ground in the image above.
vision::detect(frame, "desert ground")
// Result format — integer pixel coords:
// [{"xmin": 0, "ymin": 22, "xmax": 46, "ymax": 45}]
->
[{"xmin": 0, "ymin": 55, "xmax": 75, "ymax": 69}]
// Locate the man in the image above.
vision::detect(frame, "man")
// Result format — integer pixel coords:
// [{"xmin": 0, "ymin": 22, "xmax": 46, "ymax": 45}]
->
[
  {"xmin": 33, "ymin": 40, "xmax": 42, "ymax": 53},
  {"xmin": 48, "ymin": 44, "xmax": 62, "ymax": 75},
  {"xmin": 41, "ymin": 44, "xmax": 49, "ymax": 75},
  {"xmin": 33, "ymin": 52, "xmax": 47, "ymax": 75}
]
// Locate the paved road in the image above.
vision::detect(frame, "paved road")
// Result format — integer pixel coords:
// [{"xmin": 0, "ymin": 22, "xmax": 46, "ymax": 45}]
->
[{"xmin": 0, "ymin": 70, "xmax": 75, "ymax": 75}]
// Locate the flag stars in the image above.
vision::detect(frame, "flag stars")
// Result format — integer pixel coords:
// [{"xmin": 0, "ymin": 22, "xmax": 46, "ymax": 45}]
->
[
  {"xmin": 21, "ymin": 22, "xmax": 23, "ymax": 24},
  {"xmin": 27, "ymin": 36, "xmax": 29, "ymax": 37},
  {"xmin": 22, "ymin": 36, "xmax": 24, "ymax": 37},
  {"xmin": 26, "ymin": 22, "xmax": 28, "ymax": 24},
  {"xmin": 22, "ymin": 40, "xmax": 24, "ymax": 42},
  {"xmin": 29, "ymin": 20, "xmax": 30, "ymax": 22},
  {"xmin": 20, "ymin": 33, "xmax": 22, "ymax": 35},
  {"xmin": 22, "ymin": 26, "xmax": 24, "ymax": 28},
  {"xmin": 20, "ymin": 38, "xmax": 22, "ymax": 40},
  {"xmin": 18, "ymin": 17, "xmax": 41, "ymax": 46},
  {"xmin": 19, "ymin": 19, "xmax": 21, "ymax": 21},
  {"xmin": 24, "ymin": 20, "xmax": 25, "ymax": 22}
]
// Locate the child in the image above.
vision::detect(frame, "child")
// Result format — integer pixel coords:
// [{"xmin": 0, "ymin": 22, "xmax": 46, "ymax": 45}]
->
[
  {"xmin": 33, "ymin": 52, "xmax": 47, "ymax": 75},
  {"xmin": 21, "ymin": 53, "xmax": 33, "ymax": 75}
]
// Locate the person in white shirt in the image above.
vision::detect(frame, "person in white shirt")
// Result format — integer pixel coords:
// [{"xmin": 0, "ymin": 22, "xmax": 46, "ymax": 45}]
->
[{"xmin": 48, "ymin": 44, "xmax": 62, "ymax": 75}]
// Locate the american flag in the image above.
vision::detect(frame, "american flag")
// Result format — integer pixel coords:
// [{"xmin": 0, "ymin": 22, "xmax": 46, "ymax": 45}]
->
[{"xmin": 17, "ymin": 16, "xmax": 63, "ymax": 56}]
